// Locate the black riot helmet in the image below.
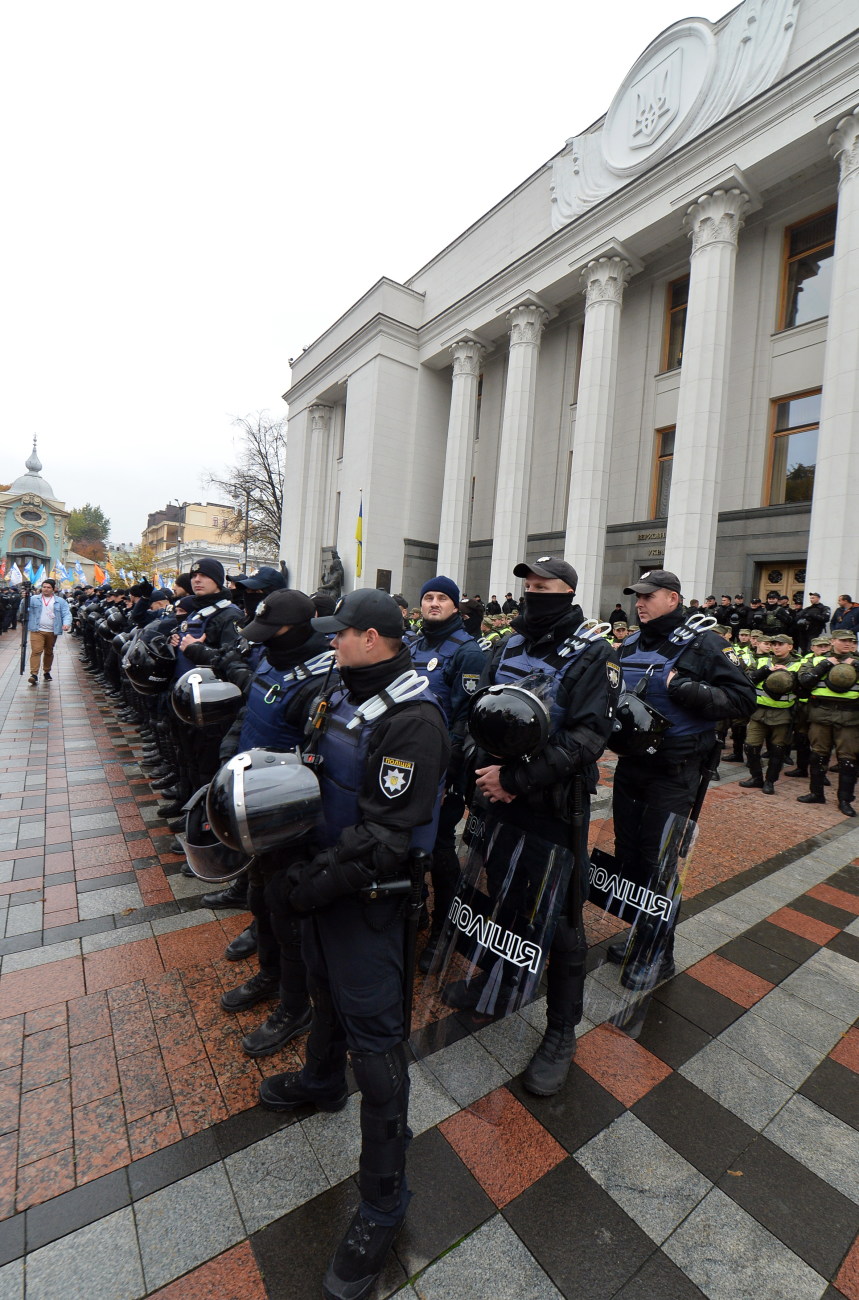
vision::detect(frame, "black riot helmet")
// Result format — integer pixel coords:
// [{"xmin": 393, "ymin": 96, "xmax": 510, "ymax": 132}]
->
[
  {"xmin": 607, "ymin": 691, "xmax": 673, "ymax": 757},
  {"xmin": 172, "ymin": 668, "xmax": 243, "ymax": 727},
  {"xmin": 105, "ymin": 607, "xmax": 127, "ymax": 632},
  {"xmin": 123, "ymin": 635, "xmax": 176, "ymax": 694},
  {"xmin": 180, "ymin": 785, "xmax": 251, "ymax": 883},
  {"xmin": 96, "ymin": 616, "xmax": 114, "ymax": 641},
  {"xmin": 207, "ymin": 750, "xmax": 321, "ymax": 856},
  {"xmin": 467, "ymin": 684, "xmax": 551, "ymax": 761},
  {"xmin": 111, "ymin": 630, "xmax": 133, "ymax": 654}
]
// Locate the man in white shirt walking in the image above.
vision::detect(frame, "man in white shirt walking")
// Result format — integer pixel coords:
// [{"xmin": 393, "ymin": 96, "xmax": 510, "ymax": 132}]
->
[{"xmin": 22, "ymin": 579, "xmax": 72, "ymax": 685}]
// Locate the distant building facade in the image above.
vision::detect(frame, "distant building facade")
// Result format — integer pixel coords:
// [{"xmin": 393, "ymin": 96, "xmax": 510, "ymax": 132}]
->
[
  {"xmin": 280, "ymin": 0, "xmax": 859, "ymax": 614},
  {"xmin": 143, "ymin": 500, "xmax": 275, "ymax": 578},
  {"xmin": 0, "ymin": 441, "xmax": 70, "ymax": 580}
]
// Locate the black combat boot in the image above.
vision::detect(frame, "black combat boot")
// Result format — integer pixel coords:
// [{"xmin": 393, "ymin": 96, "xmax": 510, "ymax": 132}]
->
[
  {"xmin": 797, "ymin": 754, "xmax": 827, "ymax": 804},
  {"xmin": 522, "ymin": 1018, "xmax": 577, "ymax": 1096},
  {"xmin": 785, "ymin": 733, "xmax": 810, "ymax": 777},
  {"xmin": 220, "ymin": 971, "xmax": 279, "ymax": 1012},
  {"xmin": 242, "ymin": 1003, "xmax": 312, "ymax": 1057},
  {"xmin": 762, "ymin": 745, "xmax": 785, "ymax": 795},
  {"xmin": 202, "ymin": 874, "xmax": 248, "ymax": 910},
  {"xmin": 739, "ymin": 746, "xmax": 764, "ymax": 788},
  {"xmin": 837, "ymin": 758, "xmax": 857, "ymax": 817},
  {"xmin": 722, "ymin": 729, "xmax": 746, "ymax": 762},
  {"xmin": 225, "ymin": 922, "xmax": 257, "ymax": 960},
  {"xmin": 259, "ymin": 980, "xmax": 348, "ymax": 1113}
]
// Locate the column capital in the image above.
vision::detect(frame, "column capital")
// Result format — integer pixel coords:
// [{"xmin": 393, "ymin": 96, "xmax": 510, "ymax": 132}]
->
[
  {"xmin": 581, "ymin": 256, "xmax": 632, "ymax": 308},
  {"xmin": 684, "ymin": 188, "xmax": 750, "ymax": 253},
  {"xmin": 829, "ymin": 106, "xmax": 859, "ymax": 185},
  {"xmin": 449, "ymin": 336, "xmax": 487, "ymax": 377},
  {"xmin": 507, "ymin": 302, "xmax": 549, "ymax": 346},
  {"xmin": 308, "ymin": 404, "xmax": 332, "ymax": 434}
]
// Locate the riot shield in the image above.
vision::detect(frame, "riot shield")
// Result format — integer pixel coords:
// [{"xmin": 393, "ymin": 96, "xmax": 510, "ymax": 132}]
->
[
  {"xmin": 584, "ymin": 803, "xmax": 699, "ymax": 1032},
  {"xmin": 417, "ymin": 807, "xmax": 575, "ymax": 1025}
]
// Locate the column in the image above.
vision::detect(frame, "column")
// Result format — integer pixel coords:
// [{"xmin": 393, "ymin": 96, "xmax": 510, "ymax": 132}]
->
[
  {"xmin": 436, "ymin": 337, "xmax": 486, "ymax": 582},
  {"xmin": 298, "ymin": 404, "xmax": 331, "ymax": 592},
  {"xmin": 489, "ymin": 301, "xmax": 549, "ymax": 598},
  {"xmin": 805, "ymin": 107, "xmax": 859, "ymax": 601},
  {"xmin": 563, "ymin": 256, "xmax": 631, "ymax": 617},
  {"xmin": 663, "ymin": 188, "xmax": 749, "ymax": 599}
]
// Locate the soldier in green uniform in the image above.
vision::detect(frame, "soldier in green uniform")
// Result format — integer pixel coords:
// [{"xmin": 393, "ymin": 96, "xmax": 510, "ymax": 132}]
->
[
  {"xmin": 739, "ymin": 634, "xmax": 800, "ymax": 793},
  {"xmin": 786, "ymin": 633, "xmax": 832, "ymax": 780},
  {"xmin": 796, "ymin": 629, "xmax": 859, "ymax": 816}
]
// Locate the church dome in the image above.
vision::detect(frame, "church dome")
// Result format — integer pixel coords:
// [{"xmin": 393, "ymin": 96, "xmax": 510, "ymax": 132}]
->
[{"xmin": 10, "ymin": 440, "xmax": 56, "ymax": 499}]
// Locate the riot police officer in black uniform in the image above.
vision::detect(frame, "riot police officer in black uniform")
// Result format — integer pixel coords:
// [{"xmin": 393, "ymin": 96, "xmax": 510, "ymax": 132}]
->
[
  {"xmin": 607, "ymin": 570, "xmax": 755, "ymax": 987},
  {"xmin": 259, "ymin": 589, "xmax": 449, "ymax": 1300},
  {"xmin": 465, "ymin": 556, "xmax": 620, "ymax": 1095},
  {"xmin": 163, "ymin": 558, "xmax": 243, "ymax": 815},
  {"xmin": 215, "ymin": 590, "xmax": 335, "ymax": 1055},
  {"xmin": 407, "ymin": 575, "xmax": 486, "ymax": 970}
]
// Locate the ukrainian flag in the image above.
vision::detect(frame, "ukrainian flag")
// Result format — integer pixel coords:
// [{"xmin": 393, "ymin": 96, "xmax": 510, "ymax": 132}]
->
[{"xmin": 355, "ymin": 496, "xmax": 363, "ymax": 579}]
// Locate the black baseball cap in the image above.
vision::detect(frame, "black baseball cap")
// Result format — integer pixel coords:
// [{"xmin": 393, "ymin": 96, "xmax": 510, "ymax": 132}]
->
[
  {"xmin": 624, "ymin": 569, "xmax": 682, "ymax": 595},
  {"xmin": 512, "ymin": 555, "xmax": 578, "ymax": 590},
  {"xmin": 242, "ymin": 565, "xmax": 286, "ymax": 592},
  {"xmin": 312, "ymin": 589, "xmax": 405, "ymax": 638},
  {"xmin": 244, "ymin": 590, "xmax": 316, "ymax": 642}
]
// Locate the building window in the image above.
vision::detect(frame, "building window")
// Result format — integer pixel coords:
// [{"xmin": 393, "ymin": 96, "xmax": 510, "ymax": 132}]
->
[
  {"xmin": 662, "ymin": 276, "xmax": 689, "ymax": 371},
  {"xmin": 767, "ymin": 389, "xmax": 821, "ymax": 505},
  {"xmin": 11, "ymin": 530, "xmax": 46, "ymax": 553},
  {"xmin": 651, "ymin": 426, "xmax": 675, "ymax": 518},
  {"xmin": 781, "ymin": 209, "xmax": 836, "ymax": 330}
]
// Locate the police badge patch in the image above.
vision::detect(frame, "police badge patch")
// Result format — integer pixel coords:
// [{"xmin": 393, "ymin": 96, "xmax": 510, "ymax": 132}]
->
[
  {"xmin": 380, "ymin": 756, "xmax": 414, "ymax": 798},
  {"xmin": 462, "ymin": 673, "xmax": 480, "ymax": 695},
  {"xmin": 723, "ymin": 646, "xmax": 740, "ymax": 665},
  {"xmin": 607, "ymin": 662, "xmax": 621, "ymax": 689}
]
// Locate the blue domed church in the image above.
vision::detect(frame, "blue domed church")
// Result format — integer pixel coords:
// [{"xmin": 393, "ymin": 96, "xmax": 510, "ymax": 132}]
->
[{"xmin": 1, "ymin": 440, "xmax": 70, "ymax": 578}]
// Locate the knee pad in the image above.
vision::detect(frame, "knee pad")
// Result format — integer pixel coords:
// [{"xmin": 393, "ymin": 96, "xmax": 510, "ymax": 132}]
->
[{"xmin": 350, "ymin": 1043, "xmax": 407, "ymax": 1110}]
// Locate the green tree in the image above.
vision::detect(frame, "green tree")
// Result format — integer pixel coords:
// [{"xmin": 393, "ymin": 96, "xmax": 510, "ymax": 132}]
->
[{"xmin": 68, "ymin": 503, "xmax": 111, "ymax": 545}]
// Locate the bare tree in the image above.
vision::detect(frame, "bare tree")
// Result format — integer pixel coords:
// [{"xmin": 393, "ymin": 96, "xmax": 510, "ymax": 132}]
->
[{"xmin": 206, "ymin": 412, "xmax": 286, "ymax": 559}]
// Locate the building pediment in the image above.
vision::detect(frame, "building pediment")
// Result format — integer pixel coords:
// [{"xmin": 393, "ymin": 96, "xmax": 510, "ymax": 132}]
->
[{"xmin": 551, "ymin": 0, "xmax": 800, "ymax": 227}]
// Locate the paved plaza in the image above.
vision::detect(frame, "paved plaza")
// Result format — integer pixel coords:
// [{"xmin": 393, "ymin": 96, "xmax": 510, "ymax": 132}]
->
[{"xmin": 0, "ymin": 632, "xmax": 857, "ymax": 1298}]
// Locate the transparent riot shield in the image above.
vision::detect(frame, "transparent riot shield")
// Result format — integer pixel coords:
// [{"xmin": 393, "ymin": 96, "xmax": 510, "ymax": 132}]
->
[
  {"xmin": 584, "ymin": 802, "xmax": 699, "ymax": 1033},
  {"xmin": 416, "ymin": 807, "xmax": 575, "ymax": 1028}
]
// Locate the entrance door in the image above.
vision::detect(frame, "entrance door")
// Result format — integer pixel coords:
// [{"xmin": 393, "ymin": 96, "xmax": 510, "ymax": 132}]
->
[{"xmin": 757, "ymin": 561, "xmax": 806, "ymax": 603}]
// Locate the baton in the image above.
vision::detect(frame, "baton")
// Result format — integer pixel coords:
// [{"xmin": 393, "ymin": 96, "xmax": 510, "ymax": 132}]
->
[{"xmin": 19, "ymin": 587, "xmax": 31, "ymax": 675}]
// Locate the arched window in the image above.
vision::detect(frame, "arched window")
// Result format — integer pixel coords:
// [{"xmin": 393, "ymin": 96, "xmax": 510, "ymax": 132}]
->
[{"xmin": 11, "ymin": 530, "xmax": 48, "ymax": 553}]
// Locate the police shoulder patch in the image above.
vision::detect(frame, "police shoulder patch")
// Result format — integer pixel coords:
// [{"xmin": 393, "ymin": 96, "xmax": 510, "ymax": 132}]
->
[
  {"xmin": 723, "ymin": 646, "xmax": 740, "ymax": 665},
  {"xmin": 462, "ymin": 673, "xmax": 480, "ymax": 695},
  {"xmin": 379, "ymin": 756, "xmax": 414, "ymax": 798},
  {"xmin": 607, "ymin": 662, "xmax": 621, "ymax": 690}
]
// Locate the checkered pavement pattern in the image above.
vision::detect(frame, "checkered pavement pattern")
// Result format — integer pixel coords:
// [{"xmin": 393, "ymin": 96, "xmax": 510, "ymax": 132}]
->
[{"xmin": 0, "ymin": 632, "xmax": 857, "ymax": 1298}]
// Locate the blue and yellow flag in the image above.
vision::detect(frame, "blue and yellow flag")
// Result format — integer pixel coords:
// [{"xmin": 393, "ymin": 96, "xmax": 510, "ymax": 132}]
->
[
  {"xmin": 23, "ymin": 558, "xmax": 34, "ymax": 580},
  {"xmin": 33, "ymin": 564, "xmax": 47, "ymax": 585},
  {"xmin": 355, "ymin": 496, "xmax": 363, "ymax": 579}
]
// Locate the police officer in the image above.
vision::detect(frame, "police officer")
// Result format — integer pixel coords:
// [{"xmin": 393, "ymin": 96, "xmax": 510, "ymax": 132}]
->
[
  {"xmin": 752, "ymin": 590, "xmax": 794, "ymax": 635},
  {"xmin": 796, "ymin": 628, "xmax": 859, "ymax": 816},
  {"xmin": 795, "ymin": 592, "xmax": 831, "ymax": 656},
  {"xmin": 607, "ymin": 570, "xmax": 755, "ymax": 987},
  {"xmin": 739, "ymin": 633, "xmax": 800, "ymax": 793},
  {"xmin": 215, "ymin": 590, "xmax": 335, "ymax": 1055},
  {"xmin": 407, "ymin": 576, "xmax": 486, "ymax": 971},
  {"xmin": 259, "ymin": 589, "xmax": 449, "ymax": 1300},
  {"xmin": 462, "ymin": 555, "xmax": 620, "ymax": 1096},
  {"xmin": 162, "ymin": 558, "xmax": 244, "ymax": 816}
]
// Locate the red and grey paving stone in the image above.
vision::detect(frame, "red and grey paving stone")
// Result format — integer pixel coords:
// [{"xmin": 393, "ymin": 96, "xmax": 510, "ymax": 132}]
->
[{"xmin": 0, "ymin": 631, "xmax": 858, "ymax": 1297}]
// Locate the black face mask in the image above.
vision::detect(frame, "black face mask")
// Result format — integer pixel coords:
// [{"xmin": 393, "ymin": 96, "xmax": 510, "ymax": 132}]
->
[
  {"xmin": 521, "ymin": 591, "xmax": 573, "ymax": 634},
  {"xmin": 266, "ymin": 626, "xmax": 312, "ymax": 654}
]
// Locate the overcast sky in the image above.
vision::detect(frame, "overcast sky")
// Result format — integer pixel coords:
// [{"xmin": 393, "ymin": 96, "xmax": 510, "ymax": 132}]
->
[{"xmin": 2, "ymin": 0, "xmax": 725, "ymax": 546}]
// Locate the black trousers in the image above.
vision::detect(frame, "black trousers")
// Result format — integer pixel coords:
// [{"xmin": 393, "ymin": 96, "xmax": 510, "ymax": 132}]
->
[{"xmin": 612, "ymin": 745, "xmax": 707, "ymax": 954}]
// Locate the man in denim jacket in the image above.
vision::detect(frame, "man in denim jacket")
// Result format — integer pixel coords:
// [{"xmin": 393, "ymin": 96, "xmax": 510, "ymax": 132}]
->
[{"xmin": 20, "ymin": 579, "xmax": 71, "ymax": 684}]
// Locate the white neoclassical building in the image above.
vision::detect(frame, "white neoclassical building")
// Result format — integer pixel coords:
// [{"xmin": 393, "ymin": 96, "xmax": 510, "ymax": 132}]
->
[{"xmin": 280, "ymin": 0, "xmax": 859, "ymax": 617}]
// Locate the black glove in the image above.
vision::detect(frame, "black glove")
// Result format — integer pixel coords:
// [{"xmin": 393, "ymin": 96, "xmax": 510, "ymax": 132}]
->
[{"xmin": 287, "ymin": 849, "xmax": 375, "ymax": 913}]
